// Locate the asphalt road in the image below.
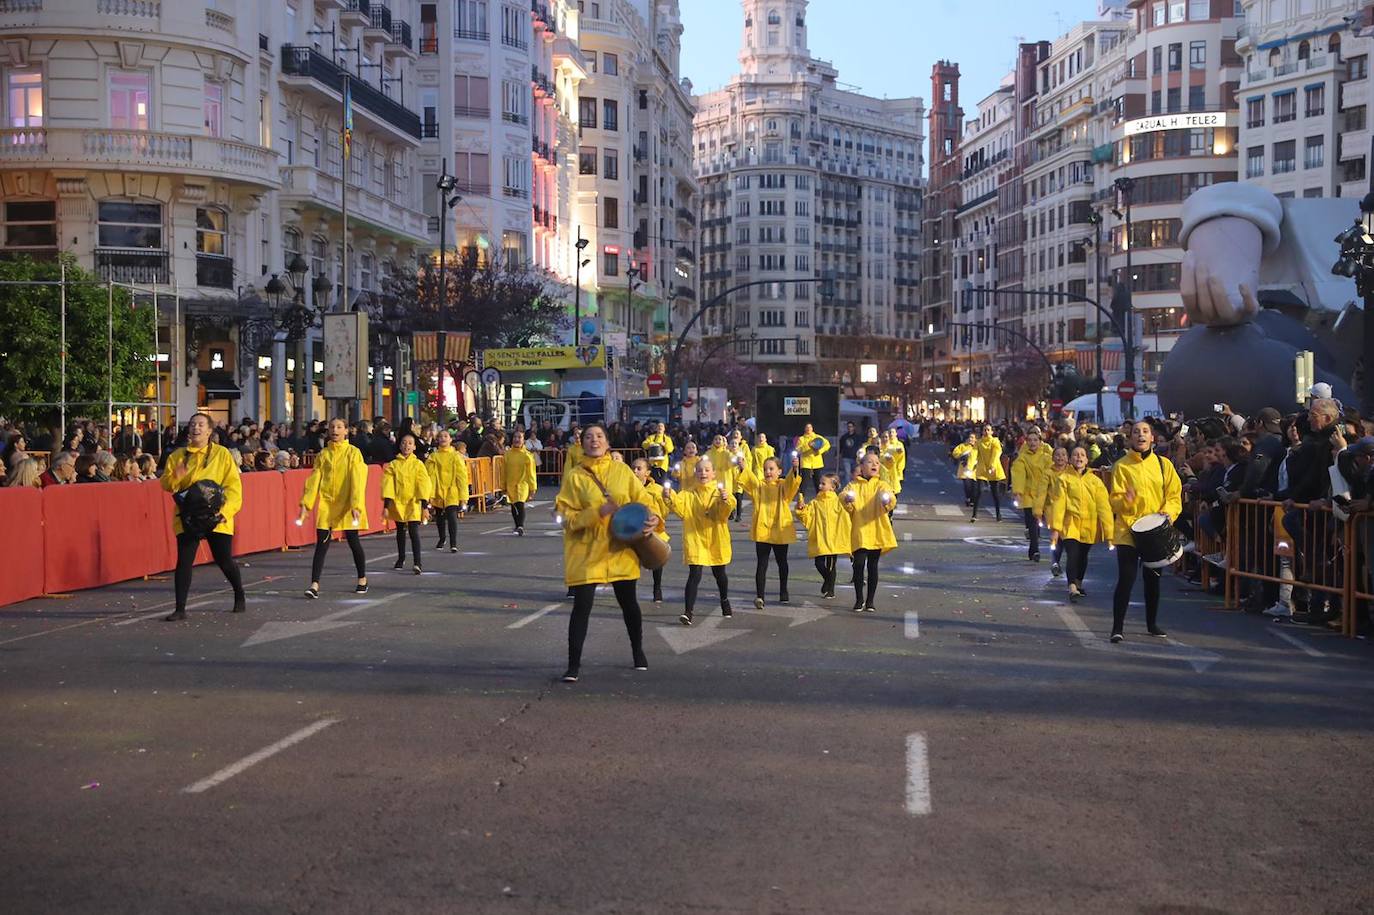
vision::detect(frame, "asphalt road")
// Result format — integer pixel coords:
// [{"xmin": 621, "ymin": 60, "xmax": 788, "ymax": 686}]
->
[{"xmin": 2, "ymin": 444, "xmax": 1373, "ymax": 914}]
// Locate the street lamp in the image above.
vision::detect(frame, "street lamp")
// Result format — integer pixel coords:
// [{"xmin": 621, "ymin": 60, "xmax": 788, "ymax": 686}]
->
[
  {"xmin": 574, "ymin": 233, "xmax": 589, "ymax": 345},
  {"xmin": 435, "ymin": 166, "xmax": 460, "ymax": 422},
  {"xmin": 1113, "ymin": 176, "xmax": 1138, "ymax": 418},
  {"xmin": 1331, "ymin": 192, "xmax": 1374, "ymax": 415}
]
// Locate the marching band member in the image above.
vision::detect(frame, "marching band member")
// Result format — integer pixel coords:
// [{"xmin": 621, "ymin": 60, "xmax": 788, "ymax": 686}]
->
[
  {"xmin": 1047, "ymin": 446, "xmax": 1113, "ymax": 602},
  {"xmin": 555, "ymin": 424, "xmax": 659, "ymax": 682},
  {"xmin": 879, "ymin": 428, "xmax": 906, "ymax": 496},
  {"xmin": 298, "ymin": 417, "xmax": 370, "ymax": 599},
  {"xmin": 1041, "ymin": 446, "xmax": 1073, "ymax": 576},
  {"xmin": 971, "ymin": 425, "xmax": 1006, "ymax": 522},
  {"xmin": 727, "ymin": 429, "xmax": 752, "ymax": 521},
  {"xmin": 502, "ymin": 430, "xmax": 538, "ymax": 536},
  {"xmin": 426, "ymin": 431, "xmax": 470, "ymax": 553},
  {"xmin": 795, "ymin": 423, "xmax": 831, "ymax": 494},
  {"xmin": 737, "ymin": 456, "xmax": 802, "ymax": 608},
  {"xmin": 561, "ymin": 424, "xmax": 584, "ymax": 481},
  {"xmin": 641, "ymin": 421, "xmax": 674, "ymax": 480},
  {"xmin": 751, "ymin": 432, "xmax": 776, "ymax": 479},
  {"xmin": 951, "ymin": 432, "xmax": 978, "ymax": 507},
  {"xmin": 675, "ymin": 439, "xmax": 703, "ymax": 491},
  {"xmin": 632, "ymin": 457, "xmax": 672, "ymax": 604},
  {"xmin": 796, "ymin": 472, "xmax": 851, "ymax": 599},
  {"xmin": 1108, "ymin": 421, "xmax": 1183, "ymax": 642},
  {"xmin": 841, "ymin": 452, "xmax": 897, "ymax": 613},
  {"xmin": 1009, "ymin": 427, "xmax": 1053, "ymax": 562},
  {"xmin": 666, "ymin": 457, "xmax": 736, "ymax": 626},
  {"xmin": 383, "ymin": 432, "xmax": 434, "ymax": 574}
]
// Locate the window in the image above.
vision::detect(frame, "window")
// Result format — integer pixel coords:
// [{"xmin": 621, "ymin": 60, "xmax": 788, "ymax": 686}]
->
[
  {"xmin": 502, "ymin": 230, "xmax": 527, "ymax": 265},
  {"xmin": 6, "ymin": 68, "xmax": 43, "ymax": 129},
  {"xmin": 794, "ymin": 309, "xmax": 810, "ymax": 327},
  {"xmin": 1273, "ymin": 91, "xmax": 1296, "ymax": 123},
  {"xmin": 109, "ymin": 70, "xmax": 151, "ymax": 130},
  {"xmin": 736, "ymin": 199, "xmax": 750, "ymax": 217},
  {"xmin": 603, "ymin": 53, "xmax": 618, "ymax": 76},
  {"xmin": 1168, "ymin": 43, "xmax": 1182, "ymax": 72},
  {"xmin": 1169, "ymin": 0, "xmax": 1185, "ymax": 21},
  {"xmin": 1305, "ymin": 84, "xmax": 1325, "ymax": 117},
  {"xmin": 1189, "ymin": 85, "xmax": 1205, "ymax": 111},
  {"xmin": 259, "ymin": 94, "xmax": 269, "ymax": 147},
  {"xmin": 758, "ymin": 338, "xmax": 785, "ymax": 355},
  {"xmin": 284, "ymin": 226, "xmax": 302, "ymax": 269},
  {"xmin": 1166, "ymin": 87, "xmax": 1181, "ymax": 112},
  {"xmin": 602, "ymin": 99, "xmax": 618, "ymax": 131},
  {"xmin": 2, "ymin": 200, "xmax": 56, "ymax": 252},
  {"xmin": 454, "ymin": 75, "xmax": 490, "ymax": 116},
  {"xmin": 735, "ymin": 253, "xmax": 750, "ymax": 271},
  {"xmin": 794, "ymin": 254, "xmax": 809, "ymax": 271},
  {"xmin": 500, "ymin": 3, "xmax": 527, "ymax": 48},
  {"xmin": 196, "ymin": 207, "xmax": 227, "ymax": 256},
  {"xmin": 579, "ymin": 96, "xmax": 597, "ymax": 129},
  {"xmin": 455, "ymin": 0, "xmax": 488, "ymax": 36},
  {"xmin": 203, "ymin": 79, "xmax": 222, "ymax": 137},
  {"xmin": 453, "ymin": 151, "xmax": 490, "ymax": 193},
  {"xmin": 501, "ymin": 79, "xmax": 528, "ymax": 123},
  {"xmin": 586, "ymin": 53, "xmax": 597, "ymax": 74},
  {"xmin": 1303, "ymin": 187, "xmax": 1324, "ymax": 198},
  {"xmin": 1188, "ymin": 0, "xmax": 1208, "ymax": 19},
  {"xmin": 1152, "ymin": 1, "xmax": 1165, "ymax": 26},
  {"xmin": 794, "ymin": 200, "xmax": 809, "ymax": 216},
  {"xmin": 420, "ymin": 3, "xmax": 438, "ymax": 52},
  {"xmin": 1245, "ymin": 145, "xmax": 1264, "ymax": 178},
  {"xmin": 421, "ymin": 88, "xmax": 438, "ymax": 136},
  {"xmin": 502, "ymin": 155, "xmax": 528, "ymax": 197},
  {"xmin": 759, "ymin": 308, "xmax": 785, "ymax": 327},
  {"xmin": 98, "ymin": 201, "xmax": 162, "ymax": 249},
  {"xmin": 1272, "ymin": 140, "xmax": 1296, "ymax": 174},
  {"xmin": 603, "ymin": 149, "xmax": 618, "ymax": 179},
  {"xmin": 1304, "ymin": 135, "xmax": 1324, "ymax": 170},
  {"xmin": 1189, "ymin": 41, "xmax": 1206, "ymax": 69},
  {"xmin": 359, "ymin": 252, "xmax": 373, "ymax": 290},
  {"xmin": 1246, "ymin": 97, "xmax": 1264, "ymax": 128},
  {"xmin": 603, "ymin": 251, "xmax": 618, "ymax": 276},
  {"xmin": 1152, "ymin": 46, "xmax": 1163, "ymax": 75},
  {"xmin": 1348, "ymin": 55, "xmax": 1368, "ymax": 81},
  {"xmin": 603, "ymin": 196, "xmax": 618, "ymax": 228}
]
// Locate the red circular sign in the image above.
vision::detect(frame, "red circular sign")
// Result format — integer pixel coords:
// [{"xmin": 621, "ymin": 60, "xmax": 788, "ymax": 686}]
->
[
  {"xmin": 1050, "ymin": 399, "xmax": 1064, "ymax": 411},
  {"xmin": 1117, "ymin": 380, "xmax": 1137, "ymax": 398},
  {"xmin": 683, "ymin": 397, "xmax": 694, "ymax": 408},
  {"xmin": 647, "ymin": 373, "xmax": 665, "ymax": 395}
]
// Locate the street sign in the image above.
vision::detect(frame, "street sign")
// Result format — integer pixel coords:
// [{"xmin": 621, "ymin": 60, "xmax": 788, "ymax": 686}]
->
[
  {"xmin": 404, "ymin": 390, "xmax": 419, "ymax": 406},
  {"xmin": 1118, "ymin": 380, "xmax": 1137, "ymax": 399},
  {"xmin": 1050, "ymin": 399, "xmax": 1064, "ymax": 411},
  {"xmin": 480, "ymin": 367, "xmax": 502, "ymax": 388},
  {"xmin": 647, "ymin": 373, "xmax": 665, "ymax": 395}
]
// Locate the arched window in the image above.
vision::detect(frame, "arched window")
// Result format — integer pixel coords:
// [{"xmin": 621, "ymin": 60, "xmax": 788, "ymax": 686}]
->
[
  {"xmin": 767, "ymin": 9, "xmax": 781, "ymax": 25},
  {"xmin": 1298, "ymin": 40, "xmax": 1310, "ymax": 61},
  {"xmin": 283, "ymin": 226, "xmax": 302, "ymax": 269}
]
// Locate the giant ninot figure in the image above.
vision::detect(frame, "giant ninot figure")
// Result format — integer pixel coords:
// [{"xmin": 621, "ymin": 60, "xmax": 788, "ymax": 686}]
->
[{"xmin": 1158, "ymin": 182, "xmax": 1362, "ymax": 417}]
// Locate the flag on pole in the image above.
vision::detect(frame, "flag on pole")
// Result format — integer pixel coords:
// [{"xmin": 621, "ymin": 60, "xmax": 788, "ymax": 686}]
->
[{"xmin": 342, "ymin": 77, "xmax": 353, "ymax": 163}]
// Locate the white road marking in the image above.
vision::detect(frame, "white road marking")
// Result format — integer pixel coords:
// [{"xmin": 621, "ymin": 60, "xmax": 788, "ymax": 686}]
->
[
  {"xmin": 905, "ymin": 733, "xmax": 932, "ymax": 816},
  {"xmin": 902, "ymin": 532, "xmax": 913, "ymax": 542},
  {"xmin": 934, "ymin": 505, "xmax": 964, "ymax": 518},
  {"xmin": 747, "ymin": 602, "xmax": 830, "ymax": 627},
  {"xmin": 112, "ymin": 597, "xmax": 219, "ymax": 627},
  {"xmin": 1054, "ymin": 605, "xmax": 1221, "ymax": 672},
  {"xmin": 904, "ymin": 610, "xmax": 920, "ymax": 638},
  {"xmin": 901, "ymin": 563, "xmax": 916, "ymax": 576},
  {"xmin": 1269, "ymin": 628, "xmax": 1325, "ymax": 658},
  {"xmin": 921, "ymin": 478, "xmax": 939, "ymax": 485},
  {"xmin": 657, "ymin": 615, "xmax": 748, "ymax": 654},
  {"xmin": 182, "ymin": 718, "xmax": 340, "ymax": 794},
  {"xmin": 507, "ymin": 602, "xmax": 563, "ymax": 629},
  {"xmin": 240, "ymin": 592, "xmax": 409, "ymax": 647}
]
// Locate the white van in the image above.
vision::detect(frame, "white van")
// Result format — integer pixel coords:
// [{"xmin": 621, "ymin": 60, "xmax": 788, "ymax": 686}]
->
[{"xmin": 1064, "ymin": 392, "xmax": 1162, "ymax": 427}]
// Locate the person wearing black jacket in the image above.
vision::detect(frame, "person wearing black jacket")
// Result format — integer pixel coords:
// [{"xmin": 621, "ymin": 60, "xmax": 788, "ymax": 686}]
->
[
  {"xmin": 838, "ymin": 422, "xmax": 860, "ymax": 482},
  {"xmin": 1279, "ymin": 399, "xmax": 1342, "ymax": 623}
]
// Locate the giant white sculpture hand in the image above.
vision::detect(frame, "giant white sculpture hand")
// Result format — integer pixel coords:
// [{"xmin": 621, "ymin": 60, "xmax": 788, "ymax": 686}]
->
[{"xmin": 1179, "ymin": 216, "xmax": 1262, "ymax": 327}]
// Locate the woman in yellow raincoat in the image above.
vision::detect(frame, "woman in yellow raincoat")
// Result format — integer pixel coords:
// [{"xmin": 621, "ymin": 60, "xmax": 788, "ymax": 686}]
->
[
  {"xmin": 160, "ymin": 412, "xmax": 245, "ymax": 621},
  {"xmin": 842, "ymin": 452, "xmax": 898, "ymax": 613},
  {"xmin": 972, "ymin": 425, "xmax": 1006, "ymax": 522},
  {"xmin": 1047, "ymin": 446, "xmax": 1113, "ymax": 602},
  {"xmin": 737, "ymin": 456, "xmax": 802, "ymax": 608},
  {"xmin": 298, "ymin": 417, "xmax": 370, "ymax": 598},
  {"xmin": 796, "ymin": 471, "xmax": 851, "ymax": 599},
  {"xmin": 502, "ymin": 430, "xmax": 538, "ymax": 536},
  {"xmin": 665, "ymin": 456, "xmax": 736, "ymax": 626},
  {"xmin": 795, "ymin": 422, "xmax": 831, "ymax": 495},
  {"xmin": 879, "ymin": 428, "xmax": 906, "ymax": 495},
  {"xmin": 951, "ymin": 432, "xmax": 978, "ymax": 507},
  {"xmin": 383, "ymin": 431, "xmax": 434, "ymax": 574},
  {"xmin": 707, "ymin": 434, "xmax": 746, "ymax": 504},
  {"xmin": 555, "ymin": 423, "xmax": 661, "ymax": 682},
  {"xmin": 1107, "ymin": 421, "xmax": 1182, "ymax": 642},
  {"xmin": 633, "ymin": 457, "xmax": 672, "ymax": 604},
  {"xmin": 561, "ymin": 425, "xmax": 585, "ymax": 480},
  {"xmin": 426, "ymin": 430, "xmax": 469, "ymax": 553}
]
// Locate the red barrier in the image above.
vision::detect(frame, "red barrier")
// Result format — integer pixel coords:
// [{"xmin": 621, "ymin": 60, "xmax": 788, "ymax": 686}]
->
[
  {"xmin": 43, "ymin": 481, "xmax": 174, "ymax": 594},
  {"xmin": 0, "ymin": 487, "xmax": 45, "ymax": 605},
  {"xmin": 281, "ymin": 469, "xmax": 317, "ymax": 547},
  {"xmin": 233, "ymin": 471, "xmax": 287, "ymax": 557}
]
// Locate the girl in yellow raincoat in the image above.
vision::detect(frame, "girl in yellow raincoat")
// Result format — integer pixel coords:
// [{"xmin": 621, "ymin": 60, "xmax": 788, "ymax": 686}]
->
[
  {"xmin": 727, "ymin": 429, "xmax": 753, "ymax": 521},
  {"xmin": 737, "ymin": 456, "xmax": 802, "ymax": 608},
  {"xmin": 633, "ymin": 458, "xmax": 672, "ymax": 604},
  {"xmin": 298, "ymin": 417, "xmax": 370, "ymax": 598},
  {"xmin": 502, "ymin": 430, "xmax": 538, "ymax": 536},
  {"xmin": 951, "ymin": 432, "xmax": 978, "ymax": 507},
  {"xmin": 751, "ymin": 432, "xmax": 776, "ymax": 479},
  {"xmin": 842, "ymin": 452, "xmax": 898, "ymax": 613},
  {"xmin": 426, "ymin": 430, "xmax": 469, "ymax": 552},
  {"xmin": 1041, "ymin": 446, "xmax": 1073, "ymax": 577},
  {"xmin": 665, "ymin": 456, "xmax": 736, "ymax": 626},
  {"xmin": 1047, "ymin": 446, "xmax": 1113, "ymax": 602},
  {"xmin": 972, "ymin": 425, "xmax": 1006, "ymax": 522},
  {"xmin": 796, "ymin": 472, "xmax": 851, "ymax": 599},
  {"xmin": 555, "ymin": 424, "xmax": 661, "ymax": 682},
  {"xmin": 674, "ymin": 439, "xmax": 703, "ymax": 491},
  {"xmin": 880, "ymin": 428, "xmax": 906, "ymax": 495},
  {"xmin": 383, "ymin": 431, "xmax": 434, "ymax": 574},
  {"xmin": 160, "ymin": 412, "xmax": 245, "ymax": 621}
]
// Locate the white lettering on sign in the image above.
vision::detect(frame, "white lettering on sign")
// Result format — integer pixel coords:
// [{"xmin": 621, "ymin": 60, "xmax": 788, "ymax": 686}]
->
[{"xmin": 1123, "ymin": 111, "xmax": 1229, "ymax": 136}]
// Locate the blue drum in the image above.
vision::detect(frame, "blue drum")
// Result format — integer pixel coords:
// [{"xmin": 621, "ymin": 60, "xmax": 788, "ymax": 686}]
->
[
  {"xmin": 809, "ymin": 437, "xmax": 825, "ymax": 451},
  {"xmin": 611, "ymin": 502, "xmax": 651, "ymax": 541}
]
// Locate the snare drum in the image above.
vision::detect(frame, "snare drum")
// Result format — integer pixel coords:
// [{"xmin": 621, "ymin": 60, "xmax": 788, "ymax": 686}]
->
[
  {"xmin": 610, "ymin": 502, "xmax": 670, "ymax": 570},
  {"xmin": 1129, "ymin": 512, "xmax": 1184, "ymax": 569}
]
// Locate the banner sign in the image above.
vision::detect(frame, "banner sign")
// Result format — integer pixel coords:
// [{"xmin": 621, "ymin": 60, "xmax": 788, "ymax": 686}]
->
[
  {"xmin": 783, "ymin": 396, "xmax": 812, "ymax": 416},
  {"xmin": 481, "ymin": 346, "xmax": 606, "ymax": 371},
  {"xmin": 322, "ymin": 312, "xmax": 369, "ymax": 399},
  {"xmin": 1123, "ymin": 111, "xmax": 1230, "ymax": 136}
]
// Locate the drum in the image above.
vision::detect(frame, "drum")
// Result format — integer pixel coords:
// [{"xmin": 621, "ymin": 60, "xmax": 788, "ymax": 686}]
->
[
  {"xmin": 646, "ymin": 444, "xmax": 665, "ymax": 459},
  {"xmin": 809, "ymin": 437, "xmax": 825, "ymax": 451},
  {"xmin": 610, "ymin": 502, "xmax": 670, "ymax": 570},
  {"xmin": 1130, "ymin": 512, "xmax": 1184, "ymax": 568}
]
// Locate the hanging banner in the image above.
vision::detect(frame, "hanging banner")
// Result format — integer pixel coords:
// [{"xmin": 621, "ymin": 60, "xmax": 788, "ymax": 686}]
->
[
  {"xmin": 322, "ymin": 312, "xmax": 369, "ymax": 399},
  {"xmin": 480, "ymin": 346, "xmax": 605, "ymax": 371}
]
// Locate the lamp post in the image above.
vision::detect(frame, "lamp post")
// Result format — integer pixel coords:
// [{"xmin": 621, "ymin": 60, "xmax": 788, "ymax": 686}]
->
[
  {"xmin": 435, "ymin": 165, "xmax": 460, "ymax": 423},
  {"xmin": 1086, "ymin": 211, "xmax": 1105, "ymax": 422},
  {"xmin": 1331, "ymin": 192, "xmax": 1374, "ymax": 415},
  {"xmin": 574, "ymin": 233, "xmax": 589, "ymax": 345},
  {"xmin": 1113, "ymin": 175, "xmax": 1138, "ymax": 419}
]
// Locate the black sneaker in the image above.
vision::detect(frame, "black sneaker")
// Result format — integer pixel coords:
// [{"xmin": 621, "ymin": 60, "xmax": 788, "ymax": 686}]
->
[
  {"xmin": 679, "ymin": 611, "xmax": 694, "ymax": 626},
  {"xmin": 436, "ymin": 540, "xmax": 447, "ymax": 550},
  {"xmin": 823, "ymin": 590, "xmax": 835, "ymax": 600},
  {"xmin": 722, "ymin": 601, "xmax": 733, "ymax": 618},
  {"xmin": 853, "ymin": 601, "xmax": 865, "ymax": 613},
  {"xmin": 304, "ymin": 587, "xmax": 320, "ymax": 600},
  {"xmin": 163, "ymin": 609, "xmax": 186, "ymax": 622},
  {"xmin": 560, "ymin": 668, "xmax": 579, "ymax": 683},
  {"xmin": 355, "ymin": 582, "xmax": 369, "ymax": 594},
  {"xmin": 516, "ymin": 527, "xmax": 525, "ymax": 536},
  {"xmin": 1110, "ymin": 632, "xmax": 1124, "ymax": 643},
  {"xmin": 969, "ymin": 515, "xmax": 977, "ymax": 523},
  {"xmin": 450, "ymin": 546, "xmax": 458, "ymax": 554},
  {"xmin": 1147, "ymin": 627, "xmax": 1168, "ymax": 638},
  {"xmin": 863, "ymin": 605, "xmax": 877, "ymax": 613},
  {"xmin": 632, "ymin": 649, "xmax": 648, "ymax": 671},
  {"xmin": 231, "ymin": 596, "xmax": 246, "ymax": 614},
  {"xmin": 1051, "ymin": 562, "xmax": 1063, "ymax": 578},
  {"xmin": 1030, "ymin": 552, "xmax": 1041, "ymax": 563},
  {"xmin": 653, "ymin": 590, "xmax": 664, "ymax": 604},
  {"xmin": 413, "ymin": 565, "xmax": 423, "ymax": 576},
  {"xmin": 779, "ymin": 593, "xmax": 791, "ymax": 604},
  {"xmin": 393, "ymin": 559, "xmax": 405, "ymax": 570}
]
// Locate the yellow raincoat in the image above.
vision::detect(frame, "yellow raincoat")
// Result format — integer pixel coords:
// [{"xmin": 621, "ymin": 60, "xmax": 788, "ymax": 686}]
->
[
  {"xmin": 561, "ymin": 441, "xmax": 585, "ymax": 478},
  {"xmin": 1108, "ymin": 450, "xmax": 1183, "ymax": 547},
  {"xmin": 642, "ymin": 432, "xmax": 674, "ymax": 471},
  {"xmin": 1047, "ymin": 468, "xmax": 1113, "ymax": 545},
  {"xmin": 1010, "ymin": 444, "xmax": 1053, "ymax": 511},
  {"xmin": 974, "ymin": 436, "xmax": 1006, "ymax": 482},
  {"xmin": 951, "ymin": 442, "xmax": 977, "ymax": 480},
  {"xmin": 502, "ymin": 446, "xmax": 538, "ymax": 503},
  {"xmin": 666, "ymin": 483, "xmax": 735, "ymax": 566},
  {"xmin": 161, "ymin": 443, "xmax": 243, "ymax": 536},
  {"xmin": 730, "ymin": 442, "xmax": 753, "ymax": 486},
  {"xmin": 842, "ymin": 475, "xmax": 897, "ymax": 553},
  {"xmin": 301, "ymin": 440, "xmax": 369, "ymax": 531},
  {"xmin": 1039, "ymin": 466, "xmax": 1076, "ymax": 518},
  {"xmin": 707, "ymin": 445, "xmax": 745, "ymax": 494},
  {"xmin": 556, "ymin": 454, "xmax": 661, "ymax": 586},
  {"xmin": 797, "ymin": 491, "xmax": 851, "ymax": 558},
  {"xmin": 382, "ymin": 453, "xmax": 434, "ymax": 523},
  {"xmin": 796, "ymin": 431, "xmax": 831, "ymax": 469},
  {"xmin": 425, "ymin": 446, "xmax": 470, "ymax": 509},
  {"xmin": 641, "ymin": 478, "xmax": 671, "ymax": 544},
  {"xmin": 750, "ymin": 443, "xmax": 776, "ymax": 477},
  {"xmin": 676, "ymin": 454, "xmax": 703, "ymax": 491},
  {"xmin": 738, "ymin": 467, "xmax": 801, "ymax": 545},
  {"xmin": 880, "ymin": 442, "xmax": 906, "ymax": 494}
]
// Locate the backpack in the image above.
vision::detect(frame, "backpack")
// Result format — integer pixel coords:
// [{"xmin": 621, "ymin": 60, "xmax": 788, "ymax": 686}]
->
[{"xmin": 176, "ymin": 479, "xmax": 226, "ymax": 536}]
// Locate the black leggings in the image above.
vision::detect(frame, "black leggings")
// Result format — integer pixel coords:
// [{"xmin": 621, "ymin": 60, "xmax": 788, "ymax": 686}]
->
[
  {"xmin": 853, "ymin": 548, "xmax": 881, "ymax": 607},
  {"xmin": 685, "ymin": 564, "xmax": 729, "ymax": 613},
  {"xmin": 730, "ymin": 492, "xmax": 744, "ymax": 522},
  {"xmin": 1022, "ymin": 507, "xmax": 1041, "ymax": 557},
  {"xmin": 311, "ymin": 528, "xmax": 366, "ymax": 583},
  {"xmin": 961, "ymin": 478, "xmax": 976, "ymax": 505},
  {"xmin": 567, "ymin": 579, "xmax": 643, "ymax": 670},
  {"xmin": 972, "ymin": 480, "xmax": 1002, "ymax": 516},
  {"xmin": 395, "ymin": 521, "xmax": 422, "ymax": 565},
  {"xmin": 754, "ymin": 542, "xmax": 790, "ymax": 598},
  {"xmin": 174, "ymin": 531, "xmax": 244, "ymax": 613},
  {"xmin": 510, "ymin": 501, "xmax": 526, "ymax": 529},
  {"xmin": 1112, "ymin": 545, "xmax": 1161, "ymax": 634},
  {"xmin": 1064, "ymin": 539, "xmax": 1091, "ymax": 587},
  {"xmin": 814, "ymin": 555, "xmax": 837, "ymax": 593},
  {"xmin": 437, "ymin": 506, "xmax": 459, "ymax": 546},
  {"xmin": 652, "ymin": 566, "xmax": 663, "ymax": 596}
]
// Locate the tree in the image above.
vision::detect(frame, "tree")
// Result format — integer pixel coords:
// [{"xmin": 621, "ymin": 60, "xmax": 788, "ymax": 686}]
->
[
  {"xmin": 672, "ymin": 341, "xmax": 768, "ymax": 407},
  {"xmin": 0, "ymin": 255, "xmax": 155, "ymax": 423},
  {"xmin": 991, "ymin": 347, "xmax": 1050, "ymax": 414}
]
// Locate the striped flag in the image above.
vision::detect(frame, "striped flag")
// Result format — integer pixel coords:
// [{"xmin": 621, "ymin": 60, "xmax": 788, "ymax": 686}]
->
[{"xmin": 342, "ymin": 78, "xmax": 353, "ymax": 162}]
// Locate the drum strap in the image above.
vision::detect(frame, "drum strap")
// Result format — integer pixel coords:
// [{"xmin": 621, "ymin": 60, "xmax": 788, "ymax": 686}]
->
[{"xmin": 579, "ymin": 465, "xmax": 611, "ymax": 501}]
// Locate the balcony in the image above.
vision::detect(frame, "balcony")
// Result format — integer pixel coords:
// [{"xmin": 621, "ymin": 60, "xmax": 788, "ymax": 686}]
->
[
  {"xmin": 386, "ymin": 20, "xmax": 414, "ymax": 57},
  {"xmin": 96, "ymin": 248, "xmax": 169, "ymax": 285},
  {"xmin": 196, "ymin": 254, "xmax": 234, "ymax": 289},
  {"xmin": 531, "ymin": 0, "xmax": 552, "ymax": 26},
  {"xmin": 365, "ymin": 4, "xmax": 392, "ymax": 39},
  {"xmin": 454, "ymin": 26, "xmax": 489, "ymax": 42},
  {"xmin": 281, "ymin": 45, "xmax": 421, "ymax": 139},
  {"xmin": 280, "ymin": 164, "xmax": 429, "ymax": 243},
  {"xmin": 502, "ymin": 111, "xmax": 529, "ymax": 126},
  {"xmin": 530, "ymin": 65, "xmax": 553, "ymax": 97},
  {"xmin": 341, "ymin": 0, "xmax": 371, "ymax": 27},
  {"xmin": 676, "ymin": 206, "xmax": 696, "ymax": 226},
  {"xmin": 454, "ymin": 104, "xmax": 491, "ymax": 119},
  {"xmin": 0, "ymin": 127, "xmax": 279, "ymax": 189},
  {"xmin": 422, "ymin": 121, "xmax": 438, "ymax": 138}
]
